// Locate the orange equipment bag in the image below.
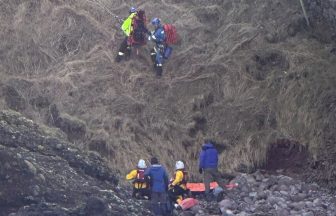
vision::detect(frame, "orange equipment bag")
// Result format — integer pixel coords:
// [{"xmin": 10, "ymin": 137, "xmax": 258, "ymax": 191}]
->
[{"xmin": 186, "ymin": 182, "xmax": 238, "ymax": 192}]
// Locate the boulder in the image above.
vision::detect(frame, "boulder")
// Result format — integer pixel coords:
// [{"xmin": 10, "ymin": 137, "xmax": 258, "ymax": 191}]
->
[{"xmin": 4, "ymin": 86, "xmax": 26, "ymax": 111}]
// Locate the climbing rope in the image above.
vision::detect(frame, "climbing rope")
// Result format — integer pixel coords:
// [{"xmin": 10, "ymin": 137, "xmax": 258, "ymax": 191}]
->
[
  {"xmin": 299, "ymin": 0, "xmax": 310, "ymax": 27},
  {"xmin": 86, "ymin": 0, "xmax": 123, "ymax": 23}
]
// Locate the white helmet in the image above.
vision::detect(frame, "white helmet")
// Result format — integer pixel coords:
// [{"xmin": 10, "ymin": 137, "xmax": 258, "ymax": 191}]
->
[
  {"xmin": 137, "ymin": 159, "xmax": 147, "ymax": 169},
  {"xmin": 175, "ymin": 161, "xmax": 184, "ymax": 170}
]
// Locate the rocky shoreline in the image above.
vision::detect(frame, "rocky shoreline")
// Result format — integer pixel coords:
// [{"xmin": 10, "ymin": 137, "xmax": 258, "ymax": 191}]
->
[{"xmin": 171, "ymin": 171, "xmax": 336, "ymax": 216}]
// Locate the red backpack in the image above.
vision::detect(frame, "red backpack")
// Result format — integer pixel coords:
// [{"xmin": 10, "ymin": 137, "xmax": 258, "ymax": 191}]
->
[
  {"xmin": 133, "ymin": 169, "xmax": 146, "ymax": 184},
  {"xmin": 163, "ymin": 24, "xmax": 178, "ymax": 45}
]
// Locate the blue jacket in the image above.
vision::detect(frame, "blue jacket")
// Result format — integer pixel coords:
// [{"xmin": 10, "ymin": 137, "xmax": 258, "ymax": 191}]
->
[
  {"xmin": 199, "ymin": 143, "xmax": 218, "ymax": 169},
  {"xmin": 152, "ymin": 26, "xmax": 166, "ymax": 44},
  {"xmin": 144, "ymin": 164, "xmax": 169, "ymax": 193}
]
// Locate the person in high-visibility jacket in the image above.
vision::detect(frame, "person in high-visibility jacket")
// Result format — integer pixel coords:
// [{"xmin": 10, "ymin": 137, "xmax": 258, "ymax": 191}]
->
[
  {"xmin": 168, "ymin": 161, "xmax": 189, "ymax": 207},
  {"xmin": 126, "ymin": 159, "xmax": 150, "ymax": 199},
  {"xmin": 116, "ymin": 7, "xmax": 150, "ymax": 63},
  {"xmin": 115, "ymin": 7, "xmax": 137, "ymax": 63}
]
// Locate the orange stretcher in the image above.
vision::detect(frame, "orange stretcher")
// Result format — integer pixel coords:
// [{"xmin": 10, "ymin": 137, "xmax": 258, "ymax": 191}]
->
[{"xmin": 186, "ymin": 182, "xmax": 238, "ymax": 192}]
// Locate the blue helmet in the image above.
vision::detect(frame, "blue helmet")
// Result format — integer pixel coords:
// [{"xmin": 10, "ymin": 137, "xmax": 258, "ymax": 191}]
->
[
  {"xmin": 129, "ymin": 7, "xmax": 136, "ymax": 13},
  {"xmin": 151, "ymin": 17, "xmax": 161, "ymax": 26}
]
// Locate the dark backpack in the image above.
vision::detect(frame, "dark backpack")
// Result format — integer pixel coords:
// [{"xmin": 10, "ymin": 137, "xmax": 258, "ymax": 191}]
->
[
  {"xmin": 132, "ymin": 21, "xmax": 145, "ymax": 42},
  {"xmin": 130, "ymin": 11, "xmax": 147, "ymax": 45},
  {"xmin": 163, "ymin": 24, "xmax": 178, "ymax": 45}
]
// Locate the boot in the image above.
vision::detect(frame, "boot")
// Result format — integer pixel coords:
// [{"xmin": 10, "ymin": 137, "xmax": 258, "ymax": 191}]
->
[
  {"xmin": 154, "ymin": 64, "xmax": 163, "ymax": 77},
  {"xmin": 150, "ymin": 49, "xmax": 156, "ymax": 63},
  {"xmin": 216, "ymin": 190, "xmax": 225, "ymax": 202},
  {"xmin": 205, "ymin": 192, "xmax": 215, "ymax": 202},
  {"xmin": 115, "ymin": 54, "xmax": 123, "ymax": 63},
  {"xmin": 125, "ymin": 46, "xmax": 131, "ymax": 61}
]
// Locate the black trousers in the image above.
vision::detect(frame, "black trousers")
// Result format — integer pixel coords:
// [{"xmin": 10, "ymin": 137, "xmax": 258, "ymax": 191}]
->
[
  {"xmin": 168, "ymin": 185, "xmax": 188, "ymax": 203},
  {"xmin": 151, "ymin": 192, "xmax": 169, "ymax": 216},
  {"xmin": 132, "ymin": 187, "xmax": 151, "ymax": 199},
  {"xmin": 118, "ymin": 37, "xmax": 131, "ymax": 56}
]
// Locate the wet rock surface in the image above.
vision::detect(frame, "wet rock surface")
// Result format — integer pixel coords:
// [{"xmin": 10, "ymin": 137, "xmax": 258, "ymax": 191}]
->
[
  {"xmin": 0, "ymin": 110, "xmax": 150, "ymax": 216},
  {"xmin": 174, "ymin": 171, "xmax": 336, "ymax": 216}
]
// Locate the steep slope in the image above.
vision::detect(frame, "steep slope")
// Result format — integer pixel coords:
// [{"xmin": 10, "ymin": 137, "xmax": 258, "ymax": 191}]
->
[{"xmin": 0, "ymin": 0, "xmax": 335, "ymax": 188}]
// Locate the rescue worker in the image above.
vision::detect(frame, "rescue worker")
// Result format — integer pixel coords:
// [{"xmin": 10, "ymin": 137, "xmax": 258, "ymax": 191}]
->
[
  {"xmin": 198, "ymin": 139, "xmax": 227, "ymax": 200},
  {"xmin": 145, "ymin": 157, "xmax": 169, "ymax": 215},
  {"xmin": 149, "ymin": 18, "xmax": 166, "ymax": 77},
  {"xmin": 168, "ymin": 161, "xmax": 189, "ymax": 208},
  {"xmin": 126, "ymin": 159, "xmax": 150, "ymax": 199},
  {"xmin": 115, "ymin": 7, "xmax": 150, "ymax": 62}
]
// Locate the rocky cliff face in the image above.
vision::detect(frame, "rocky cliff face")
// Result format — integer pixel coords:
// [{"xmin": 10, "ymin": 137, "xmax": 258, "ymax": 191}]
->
[
  {"xmin": 0, "ymin": 110, "xmax": 150, "ymax": 216},
  {"xmin": 0, "ymin": 0, "xmax": 336, "ymax": 189},
  {"xmin": 307, "ymin": 0, "xmax": 336, "ymax": 28},
  {"xmin": 306, "ymin": 0, "xmax": 336, "ymax": 42}
]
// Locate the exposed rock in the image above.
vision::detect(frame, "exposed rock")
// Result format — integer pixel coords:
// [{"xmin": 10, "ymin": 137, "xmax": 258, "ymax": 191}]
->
[
  {"xmin": 48, "ymin": 104, "xmax": 86, "ymax": 141},
  {"xmin": 302, "ymin": 212, "xmax": 314, "ymax": 216},
  {"xmin": 276, "ymin": 208, "xmax": 290, "ymax": 216},
  {"xmin": 0, "ymin": 0, "xmax": 336, "ymax": 193},
  {"xmin": 24, "ymin": 160, "xmax": 37, "ymax": 175},
  {"xmin": 3, "ymin": 86, "xmax": 26, "ymax": 111},
  {"xmin": 196, "ymin": 170, "xmax": 336, "ymax": 216},
  {"xmin": 88, "ymin": 139, "xmax": 109, "ymax": 157},
  {"xmin": 306, "ymin": 0, "xmax": 336, "ymax": 42},
  {"xmin": 29, "ymin": 96, "xmax": 50, "ymax": 109},
  {"xmin": 83, "ymin": 196, "xmax": 110, "ymax": 215},
  {"xmin": 0, "ymin": 110, "xmax": 149, "ymax": 215},
  {"xmin": 218, "ymin": 199, "xmax": 234, "ymax": 210}
]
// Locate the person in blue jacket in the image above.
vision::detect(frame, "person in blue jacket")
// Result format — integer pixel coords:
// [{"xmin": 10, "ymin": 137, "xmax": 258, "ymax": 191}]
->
[
  {"xmin": 199, "ymin": 140, "xmax": 227, "ymax": 199},
  {"xmin": 145, "ymin": 157, "xmax": 169, "ymax": 215},
  {"xmin": 149, "ymin": 18, "xmax": 166, "ymax": 77}
]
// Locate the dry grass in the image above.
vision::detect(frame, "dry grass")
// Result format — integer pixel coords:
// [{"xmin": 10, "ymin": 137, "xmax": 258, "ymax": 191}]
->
[{"xmin": 0, "ymin": 0, "xmax": 335, "ymax": 186}]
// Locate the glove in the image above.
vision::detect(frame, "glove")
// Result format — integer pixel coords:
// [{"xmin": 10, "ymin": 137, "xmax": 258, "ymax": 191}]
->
[
  {"xmin": 199, "ymin": 168, "xmax": 203, "ymax": 174},
  {"xmin": 148, "ymin": 35, "xmax": 151, "ymax": 41}
]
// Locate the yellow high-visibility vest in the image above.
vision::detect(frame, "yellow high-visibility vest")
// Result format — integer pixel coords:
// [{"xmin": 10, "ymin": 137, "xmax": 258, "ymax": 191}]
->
[{"xmin": 121, "ymin": 13, "xmax": 136, "ymax": 36}]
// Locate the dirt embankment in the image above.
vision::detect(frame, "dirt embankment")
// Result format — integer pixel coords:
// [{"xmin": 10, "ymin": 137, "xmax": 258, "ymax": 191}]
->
[{"xmin": 0, "ymin": 0, "xmax": 336, "ymax": 188}]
